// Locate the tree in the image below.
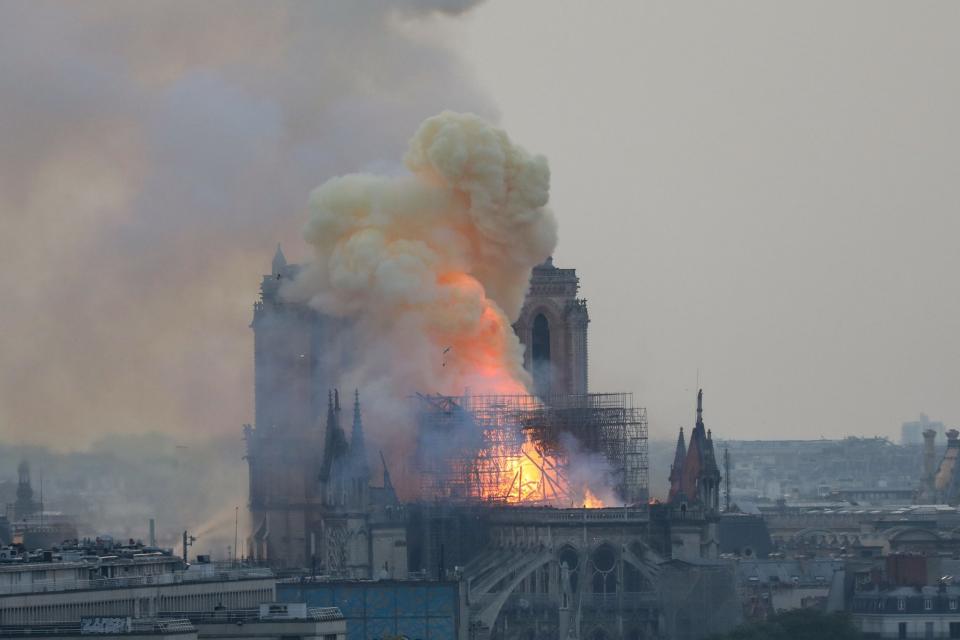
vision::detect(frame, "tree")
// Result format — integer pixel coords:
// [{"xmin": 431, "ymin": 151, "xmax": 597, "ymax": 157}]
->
[{"xmin": 706, "ymin": 609, "xmax": 861, "ymax": 640}]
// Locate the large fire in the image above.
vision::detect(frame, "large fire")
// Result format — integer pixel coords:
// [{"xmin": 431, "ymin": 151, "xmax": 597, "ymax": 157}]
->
[
  {"xmin": 490, "ymin": 438, "xmax": 609, "ymax": 508},
  {"xmin": 438, "ymin": 295, "xmax": 611, "ymax": 508},
  {"xmin": 495, "ymin": 438, "xmax": 566, "ymax": 503}
]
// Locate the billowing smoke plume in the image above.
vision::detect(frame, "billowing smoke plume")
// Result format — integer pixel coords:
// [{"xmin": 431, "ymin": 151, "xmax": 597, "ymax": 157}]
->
[
  {"xmin": 0, "ymin": 1, "xmax": 491, "ymax": 548},
  {"xmin": 0, "ymin": 1, "xmax": 491, "ymax": 448},
  {"xmin": 289, "ymin": 112, "xmax": 557, "ymax": 402}
]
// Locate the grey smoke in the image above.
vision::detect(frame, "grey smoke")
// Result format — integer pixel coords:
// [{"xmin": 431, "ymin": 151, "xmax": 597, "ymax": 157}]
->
[
  {"xmin": 0, "ymin": 0, "xmax": 493, "ymax": 446},
  {"xmin": 0, "ymin": 0, "xmax": 492, "ymax": 549}
]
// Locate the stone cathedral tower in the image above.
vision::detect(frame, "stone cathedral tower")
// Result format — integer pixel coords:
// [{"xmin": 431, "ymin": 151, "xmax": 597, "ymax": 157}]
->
[
  {"xmin": 245, "ymin": 247, "xmax": 403, "ymax": 571},
  {"xmin": 244, "ymin": 246, "xmax": 350, "ymax": 568},
  {"xmin": 513, "ymin": 257, "xmax": 589, "ymax": 397}
]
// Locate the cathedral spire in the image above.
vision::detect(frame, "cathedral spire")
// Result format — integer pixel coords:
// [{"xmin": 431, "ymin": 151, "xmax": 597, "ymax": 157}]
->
[
  {"xmin": 668, "ymin": 428, "xmax": 687, "ymax": 500},
  {"xmin": 671, "ymin": 429, "xmax": 686, "ymax": 475},
  {"xmin": 271, "ymin": 243, "xmax": 287, "ymax": 276},
  {"xmin": 696, "ymin": 388, "xmax": 704, "ymax": 428},
  {"xmin": 350, "ymin": 389, "xmax": 370, "ymax": 480},
  {"xmin": 320, "ymin": 389, "xmax": 349, "ymax": 483}
]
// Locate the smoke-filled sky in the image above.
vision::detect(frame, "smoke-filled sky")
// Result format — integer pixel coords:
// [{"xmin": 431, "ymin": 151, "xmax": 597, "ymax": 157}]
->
[
  {"xmin": 455, "ymin": 1, "xmax": 960, "ymax": 440},
  {"xmin": 0, "ymin": 0, "xmax": 494, "ymax": 447},
  {"xmin": 1, "ymin": 0, "xmax": 958, "ymax": 452}
]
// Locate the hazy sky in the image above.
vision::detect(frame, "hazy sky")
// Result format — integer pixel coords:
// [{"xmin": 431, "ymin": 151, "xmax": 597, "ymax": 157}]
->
[
  {"xmin": 1, "ymin": 1, "xmax": 957, "ymax": 448},
  {"xmin": 455, "ymin": 1, "xmax": 960, "ymax": 440}
]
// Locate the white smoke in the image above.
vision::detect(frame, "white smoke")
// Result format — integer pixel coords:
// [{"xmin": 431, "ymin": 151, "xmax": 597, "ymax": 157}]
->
[
  {"xmin": 284, "ymin": 113, "xmax": 557, "ymax": 481},
  {"xmin": 289, "ymin": 112, "xmax": 557, "ymax": 398}
]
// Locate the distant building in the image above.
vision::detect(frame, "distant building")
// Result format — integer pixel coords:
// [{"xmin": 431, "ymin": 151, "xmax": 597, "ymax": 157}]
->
[
  {"xmin": 4, "ymin": 460, "xmax": 77, "ymax": 549},
  {"xmin": 901, "ymin": 413, "xmax": 946, "ymax": 445},
  {"xmin": 759, "ymin": 503, "xmax": 960, "ymax": 557},
  {"xmin": 737, "ymin": 558, "xmax": 842, "ymax": 620},
  {"xmin": 0, "ymin": 541, "xmax": 275, "ymax": 625},
  {"xmin": 13, "ymin": 460, "xmax": 40, "ymax": 521},
  {"xmin": 717, "ymin": 437, "xmax": 924, "ymax": 505},
  {"xmin": 846, "ymin": 554, "xmax": 960, "ymax": 639}
]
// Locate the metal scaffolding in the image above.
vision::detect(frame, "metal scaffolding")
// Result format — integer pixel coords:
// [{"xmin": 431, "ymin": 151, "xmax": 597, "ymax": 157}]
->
[{"xmin": 414, "ymin": 392, "xmax": 648, "ymax": 506}]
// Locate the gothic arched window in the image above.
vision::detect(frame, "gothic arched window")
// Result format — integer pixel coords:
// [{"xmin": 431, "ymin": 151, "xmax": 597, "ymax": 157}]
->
[{"xmin": 532, "ymin": 313, "xmax": 552, "ymax": 395}]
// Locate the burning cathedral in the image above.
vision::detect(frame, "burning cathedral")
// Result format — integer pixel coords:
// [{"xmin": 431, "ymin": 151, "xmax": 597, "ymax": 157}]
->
[
  {"xmin": 243, "ymin": 112, "xmax": 737, "ymax": 639},
  {"xmin": 245, "ymin": 248, "xmax": 648, "ymax": 568},
  {"xmin": 244, "ymin": 249, "xmax": 736, "ymax": 638}
]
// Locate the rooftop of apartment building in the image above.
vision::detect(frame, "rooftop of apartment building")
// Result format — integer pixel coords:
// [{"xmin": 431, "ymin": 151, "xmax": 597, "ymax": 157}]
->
[
  {"xmin": 0, "ymin": 540, "xmax": 273, "ymax": 597},
  {"xmin": 0, "ymin": 618, "xmax": 196, "ymax": 640},
  {"xmin": 738, "ymin": 558, "xmax": 843, "ymax": 585}
]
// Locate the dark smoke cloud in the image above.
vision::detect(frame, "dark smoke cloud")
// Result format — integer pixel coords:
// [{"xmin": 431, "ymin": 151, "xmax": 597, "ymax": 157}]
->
[{"xmin": 0, "ymin": 0, "xmax": 494, "ymax": 447}]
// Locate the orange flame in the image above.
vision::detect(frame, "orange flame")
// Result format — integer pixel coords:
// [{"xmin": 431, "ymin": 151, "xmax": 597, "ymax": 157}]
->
[
  {"xmin": 495, "ymin": 438, "xmax": 567, "ymax": 504},
  {"xmin": 429, "ymin": 271, "xmax": 619, "ymax": 508},
  {"xmin": 583, "ymin": 488, "xmax": 605, "ymax": 509}
]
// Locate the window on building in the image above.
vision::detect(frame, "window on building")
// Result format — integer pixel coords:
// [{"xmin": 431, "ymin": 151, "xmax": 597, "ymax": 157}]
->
[
  {"xmin": 927, "ymin": 621, "xmax": 935, "ymax": 639},
  {"xmin": 898, "ymin": 598, "xmax": 906, "ymax": 611},
  {"xmin": 951, "ymin": 599, "xmax": 958, "ymax": 611},
  {"xmin": 899, "ymin": 622, "xmax": 907, "ymax": 639},
  {"xmin": 949, "ymin": 621, "xmax": 960, "ymax": 639},
  {"xmin": 925, "ymin": 599, "xmax": 933, "ymax": 611}
]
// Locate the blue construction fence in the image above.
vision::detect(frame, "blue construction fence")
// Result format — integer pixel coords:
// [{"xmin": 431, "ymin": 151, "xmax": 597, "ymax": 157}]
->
[{"xmin": 277, "ymin": 580, "xmax": 460, "ymax": 640}]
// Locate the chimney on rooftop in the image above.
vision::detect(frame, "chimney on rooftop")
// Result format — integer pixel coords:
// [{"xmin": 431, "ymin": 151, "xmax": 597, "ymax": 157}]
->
[{"xmin": 948, "ymin": 429, "xmax": 960, "ymax": 448}]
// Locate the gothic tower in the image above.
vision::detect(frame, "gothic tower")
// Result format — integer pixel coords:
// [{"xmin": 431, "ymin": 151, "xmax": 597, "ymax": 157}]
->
[
  {"xmin": 513, "ymin": 257, "xmax": 589, "ymax": 397},
  {"xmin": 669, "ymin": 390, "xmax": 722, "ymax": 513},
  {"xmin": 245, "ymin": 247, "xmax": 334, "ymax": 568},
  {"xmin": 15, "ymin": 460, "xmax": 37, "ymax": 520}
]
